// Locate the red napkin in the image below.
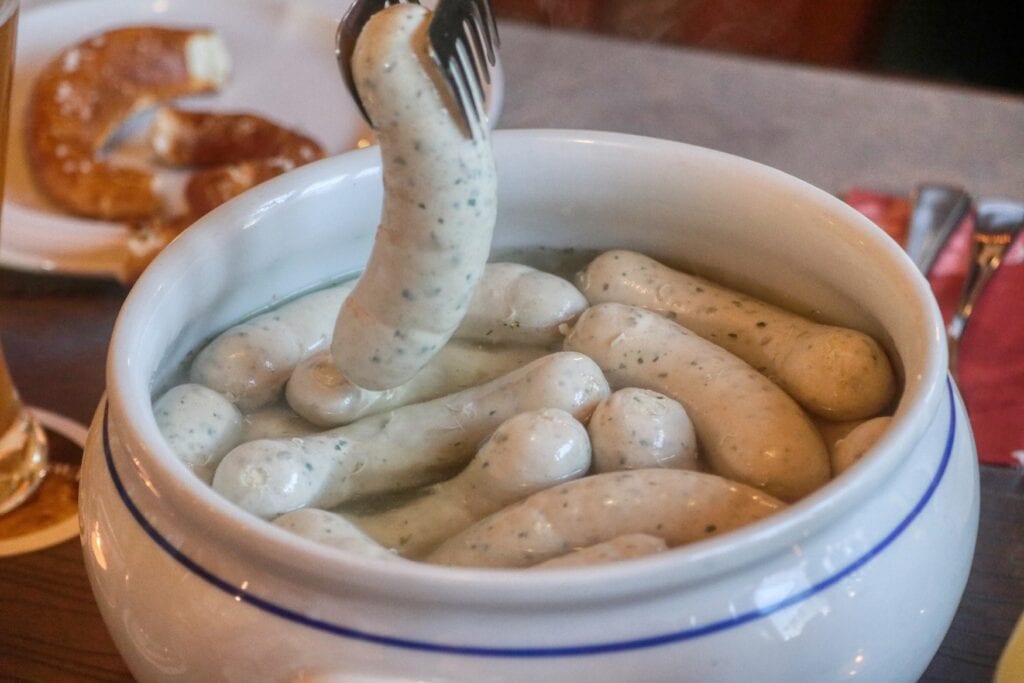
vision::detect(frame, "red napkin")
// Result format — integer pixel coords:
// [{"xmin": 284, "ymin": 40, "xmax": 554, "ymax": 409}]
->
[{"xmin": 844, "ymin": 189, "xmax": 1024, "ymax": 467}]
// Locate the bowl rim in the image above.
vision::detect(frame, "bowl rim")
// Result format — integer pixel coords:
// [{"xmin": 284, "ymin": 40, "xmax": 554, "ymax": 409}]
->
[{"xmin": 104, "ymin": 128, "xmax": 950, "ymax": 610}]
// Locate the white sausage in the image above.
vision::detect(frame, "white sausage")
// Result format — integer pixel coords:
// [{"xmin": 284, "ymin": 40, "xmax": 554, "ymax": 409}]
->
[
  {"xmin": 273, "ymin": 509, "xmax": 400, "ymax": 562},
  {"xmin": 240, "ymin": 405, "xmax": 318, "ymax": 441},
  {"xmin": 587, "ymin": 388, "xmax": 698, "ymax": 473},
  {"xmin": 813, "ymin": 416, "xmax": 866, "ymax": 453},
  {"xmin": 530, "ymin": 534, "xmax": 669, "ymax": 569},
  {"xmin": 564, "ymin": 303, "xmax": 830, "ymax": 501},
  {"xmin": 578, "ymin": 250, "xmax": 897, "ymax": 421},
  {"xmin": 832, "ymin": 416, "xmax": 891, "ymax": 475},
  {"xmin": 350, "ymin": 409, "xmax": 591, "ymax": 558},
  {"xmin": 212, "ymin": 352, "xmax": 610, "ymax": 518},
  {"xmin": 190, "ymin": 281, "xmax": 355, "ymax": 410},
  {"xmin": 153, "ymin": 383, "xmax": 242, "ymax": 483},
  {"xmin": 454, "ymin": 263, "xmax": 588, "ymax": 346},
  {"xmin": 427, "ymin": 469, "xmax": 784, "ymax": 568},
  {"xmin": 285, "ymin": 342, "xmax": 545, "ymax": 427},
  {"xmin": 331, "ymin": 4, "xmax": 497, "ymax": 390}
]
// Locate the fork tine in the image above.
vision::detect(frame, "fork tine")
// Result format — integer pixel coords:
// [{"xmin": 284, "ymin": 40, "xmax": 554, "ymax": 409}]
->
[
  {"xmin": 456, "ymin": 8, "xmax": 489, "ymax": 92},
  {"xmin": 456, "ymin": 39, "xmax": 487, "ymax": 134},
  {"xmin": 428, "ymin": 0, "xmax": 499, "ymax": 138},
  {"xmin": 462, "ymin": 1, "xmax": 492, "ymax": 85},
  {"xmin": 472, "ymin": 0, "xmax": 499, "ymax": 64},
  {"xmin": 448, "ymin": 41, "xmax": 481, "ymax": 137}
]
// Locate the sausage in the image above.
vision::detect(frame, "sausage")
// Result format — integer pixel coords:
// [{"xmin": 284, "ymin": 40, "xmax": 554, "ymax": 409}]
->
[
  {"xmin": 577, "ymin": 250, "xmax": 897, "ymax": 421},
  {"xmin": 453, "ymin": 263, "xmax": 588, "ymax": 346},
  {"xmin": 240, "ymin": 405, "xmax": 318, "ymax": 441},
  {"xmin": 813, "ymin": 416, "xmax": 866, "ymax": 453},
  {"xmin": 285, "ymin": 342, "xmax": 545, "ymax": 427},
  {"xmin": 212, "ymin": 352, "xmax": 610, "ymax": 518},
  {"xmin": 427, "ymin": 469, "xmax": 784, "ymax": 568},
  {"xmin": 331, "ymin": 4, "xmax": 497, "ymax": 390},
  {"xmin": 564, "ymin": 303, "xmax": 830, "ymax": 501},
  {"xmin": 530, "ymin": 534, "xmax": 669, "ymax": 569},
  {"xmin": 190, "ymin": 280, "xmax": 355, "ymax": 411},
  {"xmin": 832, "ymin": 416, "xmax": 891, "ymax": 475},
  {"xmin": 349, "ymin": 409, "xmax": 591, "ymax": 558},
  {"xmin": 587, "ymin": 388, "xmax": 699, "ymax": 473},
  {"xmin": 273, "ymin": 509, "xmax": 400, "ymax": 562},
  {"xmin": 153, "ymin": 383, "xmax": 242, "ymax": 483}
]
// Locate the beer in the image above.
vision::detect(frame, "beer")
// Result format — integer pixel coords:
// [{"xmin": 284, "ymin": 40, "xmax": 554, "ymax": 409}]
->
[
  {"xmin": 0, "ymin": 0, "xmax": 13, "ymax": 198},
  {"xmin": 0, "ymin": 0, "xmax": 48, "ymax": 514}
]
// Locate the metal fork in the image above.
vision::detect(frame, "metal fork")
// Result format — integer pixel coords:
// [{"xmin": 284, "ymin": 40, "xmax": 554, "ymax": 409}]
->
[
  {"xmin": 946, "ymin": 198, "xmax": 1024, "ymax": 375},
  {"xmin": 335, "ymin": 0, "xmax": 500, "ymax": 139}
]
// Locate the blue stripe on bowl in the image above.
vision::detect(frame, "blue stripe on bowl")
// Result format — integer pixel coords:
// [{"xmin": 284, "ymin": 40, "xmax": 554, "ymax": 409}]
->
[{"xmin": 102, "ymin": 380, "xmax": 956, "ymax": 658}]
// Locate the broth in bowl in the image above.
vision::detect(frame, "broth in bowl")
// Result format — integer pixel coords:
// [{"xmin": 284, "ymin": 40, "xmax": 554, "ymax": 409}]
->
[{"xmin": 152, "ymin": 243, "xmax": 898, "ymax": 567}]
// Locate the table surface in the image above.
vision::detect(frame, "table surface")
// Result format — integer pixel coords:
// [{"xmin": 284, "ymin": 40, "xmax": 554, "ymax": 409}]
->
[{"xmin": 2, "ymin": 18, "xmax": 1023, "ymax": 683}]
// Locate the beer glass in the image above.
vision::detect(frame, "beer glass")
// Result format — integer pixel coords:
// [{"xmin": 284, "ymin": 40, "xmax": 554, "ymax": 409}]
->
[{"xmin": 0, "ymin": 0, "xmax": 47, "ymax": 514}]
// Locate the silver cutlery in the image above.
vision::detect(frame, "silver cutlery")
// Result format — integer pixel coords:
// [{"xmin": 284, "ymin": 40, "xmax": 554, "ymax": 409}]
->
[
  {"xmin": 335, "ymin": 0, "xmax": 500, "ymax": 140},
  {"xmin": 947, "ymin": 198, "xmax": 1024, "ymax": 375},
  {"xmin": 905, "ymin": 183, "xmax": 972, "ymax": 275}
]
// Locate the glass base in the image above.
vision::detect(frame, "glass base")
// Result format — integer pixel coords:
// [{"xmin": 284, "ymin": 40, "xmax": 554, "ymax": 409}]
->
[{"xmin": 0, "ymin": 409, "xmax": 48, "ymax": 515}]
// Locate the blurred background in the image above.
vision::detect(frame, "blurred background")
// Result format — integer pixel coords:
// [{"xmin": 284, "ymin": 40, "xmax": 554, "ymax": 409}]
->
[{"xmin": 492, "ymin": 0, "xmax": 1024, "ymax": 95}]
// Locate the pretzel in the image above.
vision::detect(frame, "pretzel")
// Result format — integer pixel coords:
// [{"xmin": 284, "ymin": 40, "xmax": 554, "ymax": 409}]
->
[
  {"xmin": 25, "ymin": 26, "xmax": 231, "ymax": 220},
  {"xmin": 181, "ymin": 157, "xmax": 303, "ymax": 217},
  {"xmin": 147, "ymin": 107, "xmax": 326, "ymax": 221},
  {"xmin": 149, "ymin": 106, "xmax": 324, "ymax": 167}
]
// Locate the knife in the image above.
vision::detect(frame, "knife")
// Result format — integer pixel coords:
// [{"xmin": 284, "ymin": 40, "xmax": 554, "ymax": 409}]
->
[{"xmin": 905, "ymin": 183, "xmax": 972, "ymax": 275}]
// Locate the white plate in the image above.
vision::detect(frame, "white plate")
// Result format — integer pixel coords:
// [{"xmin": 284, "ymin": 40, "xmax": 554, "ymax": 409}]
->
[{"xmin": 1, "ymin": 0, "xmax": 368, "ymax": 281}]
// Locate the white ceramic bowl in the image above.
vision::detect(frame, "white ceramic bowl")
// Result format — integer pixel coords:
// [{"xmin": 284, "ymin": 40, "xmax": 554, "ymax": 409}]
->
[{"xmin": 79, "ymin": 130, "xmax": 979, "ymax": 682}]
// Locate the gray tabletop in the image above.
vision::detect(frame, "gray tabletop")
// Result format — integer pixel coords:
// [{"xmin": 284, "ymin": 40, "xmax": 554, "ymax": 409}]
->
[{"xmin": 498, "ymin": 22, "xmax": 1024, "ymax": 200}]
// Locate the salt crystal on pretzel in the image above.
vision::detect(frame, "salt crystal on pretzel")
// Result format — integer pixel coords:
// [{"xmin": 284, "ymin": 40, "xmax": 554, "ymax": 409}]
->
[{"xmin": 25, "ymin": 26, "xmax": 231, "ymax": 221}]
